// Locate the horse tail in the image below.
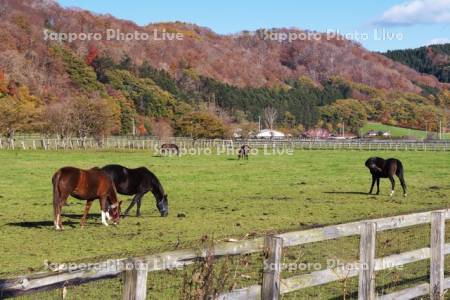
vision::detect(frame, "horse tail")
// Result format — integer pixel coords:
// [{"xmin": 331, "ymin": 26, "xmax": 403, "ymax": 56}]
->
[
  {"xmin": 395, "ymin": 159, "xmax": 404, "ymax": 176},
  {"xmin": 396, "ymin": 160, "xmax": 407, "ymax": 194},
  {"xmin": 52, "ymin": 171, "xmax": 61, "ymax": 206},
  {"xmin": 149, "ymin": 171, "xmax": 165, "ymax": 199},
  {"xmin": 111, "ymin": 182, "xmax": 118, "ymax": 201},
  {"xmin": 52, "ymin": 171, "xmax": 62, "ymax": 226}
]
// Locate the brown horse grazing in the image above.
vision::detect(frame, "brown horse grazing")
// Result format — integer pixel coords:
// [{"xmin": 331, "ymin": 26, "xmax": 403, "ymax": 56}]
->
[
  {"xmin": 52, "ymin": 167, "xmax": 122, "ymax": 230},
  {"xmin": 160, "ymin": 143, "xmax": 180, "ymax": 156},
  {"xmin": 365, "ymin": 157, "xmax": 407, "ymax": 197},
  {"xmin": 238, "ymin": 145, "xmax": 251, "ymax": 160}
]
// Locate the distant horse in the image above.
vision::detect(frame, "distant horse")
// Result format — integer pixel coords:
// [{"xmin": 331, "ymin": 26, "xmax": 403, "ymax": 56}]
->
[
  {"xmin": 102, "ymin": 164, "xmax": 168, "ymax": 217},
  {"xmin": 160, "ymin": 143, "xmax": 179, "ymax": 156},
  {"xmin": 365, "ymin": 157, "xmax": 407, "ymax": 197},
  {"xmin": 52, "ymin": 167, "xmax": 122, "ymax": 230},
  {"xmin": 238, "ymin": 145, "xmax": 251, "ymax": 160}
]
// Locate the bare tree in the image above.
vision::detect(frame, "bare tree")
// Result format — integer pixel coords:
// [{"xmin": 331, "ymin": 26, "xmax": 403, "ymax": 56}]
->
[
  {"xmin": 151, "ymin": 118, "xmax": 173, "ymax": 139},
  {"xmin": 68, "ymin": 97, "xmax": 114, "ymax": 139},
  {"xmin": 263, "ymin": 106, "xmax": 278, "ymax": 130},
  {"xmin": 44, "ymin": 102, "xmax": 72, "ymax": 138},
  {"xmin": 44, "ymin": 97, "xmax": 114, "ymax": 139}
]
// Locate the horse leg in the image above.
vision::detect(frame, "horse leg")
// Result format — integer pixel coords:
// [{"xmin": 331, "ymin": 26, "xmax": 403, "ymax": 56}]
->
[
  {"xmin": 54, "ymin": 194, "xmax": 68, "ymax": 230},
  {"xmin": 123, "ymin": 194, "xmax": 140, "ymax": 217},
  {"xmin": 99, "ymin": 196, "xmax": 109, "ymax": 226},
  {"xmin": 389, "ymin": 176, "xmax": 395, "ymax": 196},
  {"xmin": 376, "ymin": 178, "xmax": 380, "ymax": 195},
  {"xmin": 398, "ymin": 174, "xmax": 407, "ymax": 197},
  {"xmin": 53, "ymin": 201, "xmax": 62, "ymax": 230},
  {"xmin": 53, "ymin": 180, "xmax": 62, "ymax": 230},
  {"xmin": 80, "ymin": 200, "xmax": 93, "ymax": 228},
  {"xmin": 369, "ymin": 176, "xmax": 375, "ymax": 194},
  {"xmin": 135, "ymin": 193, "xmax": 145, "ymax": 217},
  {"xmin": 53, "ymin": 194, "xmax": 59, "ymax": 230}
]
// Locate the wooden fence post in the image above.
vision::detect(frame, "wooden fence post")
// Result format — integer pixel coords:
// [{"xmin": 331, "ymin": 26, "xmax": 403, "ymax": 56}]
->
[
  {"xmin": 430, "ymin": 211, "xmax": 445, "ymax": 300},
  {"xmin": 122, "ymin": 259, "xmax": 148, "ymax": 300},
  {"xmin": 262, "ymin": 235, "xmax": 283, "ymax": 300},
  {"xmin": 358, "ymin": 222, "xmax": 377, "ymax": 300}
]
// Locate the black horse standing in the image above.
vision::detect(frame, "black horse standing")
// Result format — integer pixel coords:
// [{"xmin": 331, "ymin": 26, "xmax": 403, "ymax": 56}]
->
[
  {"xmin": 102, "ymin": 164, "xmax": 168, "ymax": 217},
  {"xmin": 365, "ymin": 157, "xmax": 407, "ymax": 197}
]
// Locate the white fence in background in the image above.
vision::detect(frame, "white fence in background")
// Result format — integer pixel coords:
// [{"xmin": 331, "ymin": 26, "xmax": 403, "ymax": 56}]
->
[{"xmin": 0, "ymin": 137, "xmax": 449, "ymax": 151}]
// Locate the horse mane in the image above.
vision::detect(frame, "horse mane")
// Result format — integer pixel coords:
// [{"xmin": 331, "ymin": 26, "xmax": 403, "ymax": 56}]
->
[
  {"xmin": 132, "ymin": 166, "xmax": 166, "ymax": 199},
  {"xmin": 150, "ymin": 172, "xmax": 166, "ymax": 199}
]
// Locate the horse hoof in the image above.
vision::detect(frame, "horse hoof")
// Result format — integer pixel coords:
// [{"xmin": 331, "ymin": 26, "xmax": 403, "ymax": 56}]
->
[{"xmin": 404, "ymin": 193, "xmax": 407, "ymax": 197}]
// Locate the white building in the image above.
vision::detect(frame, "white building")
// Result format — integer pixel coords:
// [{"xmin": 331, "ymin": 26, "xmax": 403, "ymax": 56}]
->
[{"xmin": 256, "ymin": 129, "xmax": 285, "ymax": 139}]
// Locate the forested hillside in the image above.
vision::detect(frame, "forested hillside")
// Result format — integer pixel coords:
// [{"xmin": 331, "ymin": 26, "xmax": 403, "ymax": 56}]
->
[
  {"xmin": 384, "ymin": 44, "xmax": 450, "ymax": 83},
  {"xmin": 0, "ymin": 0, "xmax": 449, "ymax": 138}
]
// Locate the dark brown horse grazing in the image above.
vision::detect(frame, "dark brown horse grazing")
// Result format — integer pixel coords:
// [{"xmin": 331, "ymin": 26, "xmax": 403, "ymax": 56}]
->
[
  {"xmin": 52, "ymin": 167, "xmax": 122, "ymax": 230},
  {"xmin": 102, "ymin": 164, "xmax": 168, "ymax": 217},
  {"xmin": 238, "ymin": 145, "xmax": 251, "ymax": 160},
  {"xmin": 160, "ymin": 143, "xmax": 180, "ymax": 156},
  {"xmin": 365, "ymin": 157, "xmax": 407, "ymax": 197}
]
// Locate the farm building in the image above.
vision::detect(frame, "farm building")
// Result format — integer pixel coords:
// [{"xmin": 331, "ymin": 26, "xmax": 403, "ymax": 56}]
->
[{"xmin": 256, "ymin": 129, "xmax": 285, "ymax": 139}]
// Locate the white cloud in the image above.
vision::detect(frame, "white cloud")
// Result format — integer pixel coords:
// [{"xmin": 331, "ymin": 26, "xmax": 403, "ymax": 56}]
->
[
  {"xmin": 375, "ymin": 0, "xmax": 450, "ymax": 26},
  {"xmin": 424, "ymin": 37, "xmax": 450, "ymax": 45}
]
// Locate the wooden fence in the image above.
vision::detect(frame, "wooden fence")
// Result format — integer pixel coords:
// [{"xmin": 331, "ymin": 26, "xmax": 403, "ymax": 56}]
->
[
  {"xmin": 0, "ymin": 137, "xmax": 449, "ymax": 152},
  {"xmin": 1, "ymin": 209, "xmax": 449, "ymax": 299}
]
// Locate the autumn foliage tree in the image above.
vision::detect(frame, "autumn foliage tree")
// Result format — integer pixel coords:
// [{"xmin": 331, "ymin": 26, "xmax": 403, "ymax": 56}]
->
[
  {"xmin": 175, "ymin": 111, "xmax": 227, "ymax": 139},
  {"xmin": 320, "ymin": 99, "xmax": 368, "ymax": 134},
  {"xmin": 0, "ymin": 83, "xmax": 43, "ymax": 135},
  {"xmin": 85, "ymin": 45, "xmax": 99, "ymax": 66}
]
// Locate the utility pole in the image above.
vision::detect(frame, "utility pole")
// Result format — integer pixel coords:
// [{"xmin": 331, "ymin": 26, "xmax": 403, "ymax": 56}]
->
[
  {"xmin": 258, "ymin": 115, "xmax": 261, "ymax": 132},
  {"xmin": 439, "ymin": 120, "xmax": 442, "ymax": 140},
  {"xmin": 132, "ymin": 118, "xmax": 136, "ymax": 136}
]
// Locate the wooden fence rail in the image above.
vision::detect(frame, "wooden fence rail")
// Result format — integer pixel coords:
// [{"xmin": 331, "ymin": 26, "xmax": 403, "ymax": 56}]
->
[{"xmin": 1, "ymin": 209, "xmax": 449, "ymax": 299}]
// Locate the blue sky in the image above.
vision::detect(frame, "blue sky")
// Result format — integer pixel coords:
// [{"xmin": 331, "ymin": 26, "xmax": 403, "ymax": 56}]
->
[{"xmin": 57, "ymin": 0, "xmax": 450, "ymax": 51}]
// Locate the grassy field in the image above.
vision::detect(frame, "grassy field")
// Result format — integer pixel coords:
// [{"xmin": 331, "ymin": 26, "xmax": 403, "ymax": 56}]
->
[
  {"xmin": 0, "ymin": 149, "xmax": 449, "ymax": 299},
  {"xmin": 360, "ymin": 122, "xmax": 450, "ymax": 139}
]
